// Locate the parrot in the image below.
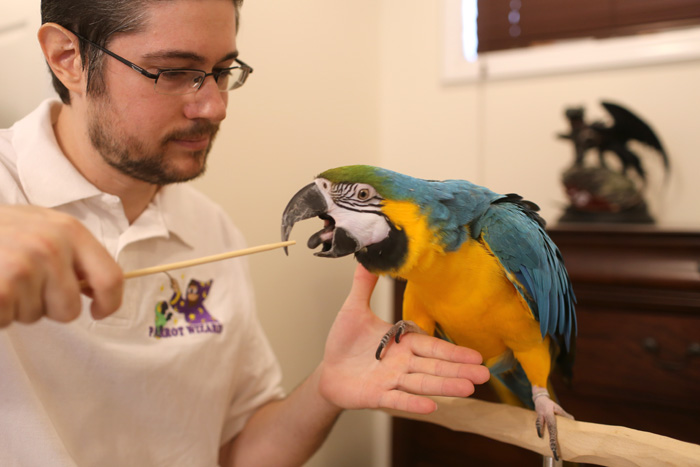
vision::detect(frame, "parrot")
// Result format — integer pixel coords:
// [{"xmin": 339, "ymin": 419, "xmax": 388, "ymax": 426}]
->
[{"xmin": 281, "ymin": 165, "xmax": 577, "ymax": 461}]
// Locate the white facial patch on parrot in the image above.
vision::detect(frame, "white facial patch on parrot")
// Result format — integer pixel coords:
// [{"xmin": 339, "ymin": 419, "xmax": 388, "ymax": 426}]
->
[
  {"xmin": 327, "ymin": 204, "xmax": 390, "ymax": 248},
  {"xmin": 314, "ymin": 178, "xmax": 391, "ymax": 250}
]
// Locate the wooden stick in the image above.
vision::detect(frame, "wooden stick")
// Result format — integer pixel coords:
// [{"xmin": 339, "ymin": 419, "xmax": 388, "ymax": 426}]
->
[
  {"xmin": 123, "ymin": 240, "xmax": 296, "ymax": 279},
  {"xmin": 383, "ymin": 397, "xmax": 700, "ymax": 467}
]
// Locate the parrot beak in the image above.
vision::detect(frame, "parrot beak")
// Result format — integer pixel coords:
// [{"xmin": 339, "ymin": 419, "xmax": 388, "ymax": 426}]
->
[{"xmin": 281, "ymin": 182, "xmax": 361, "ymax": 258}]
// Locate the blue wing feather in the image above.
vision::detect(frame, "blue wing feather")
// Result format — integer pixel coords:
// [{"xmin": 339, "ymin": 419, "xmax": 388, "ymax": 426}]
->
[{"xmin": 472, "ymin": 199, "xmax": 577, "ymax": 349}]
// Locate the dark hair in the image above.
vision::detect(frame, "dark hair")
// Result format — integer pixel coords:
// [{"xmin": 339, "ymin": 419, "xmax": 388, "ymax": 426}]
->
[{"xmin": 41, "ymin": 0, "xmax": 243, "ymax": 104}]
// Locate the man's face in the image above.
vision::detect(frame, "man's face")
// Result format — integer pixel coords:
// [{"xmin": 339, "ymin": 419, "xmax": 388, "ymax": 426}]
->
[{"xmin": 86, "ymin": 0, "xmax": 237, "ymax": 185}]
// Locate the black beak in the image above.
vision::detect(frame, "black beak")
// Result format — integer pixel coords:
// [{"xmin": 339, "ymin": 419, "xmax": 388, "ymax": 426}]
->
[
  {"xmin": 280, "ymin": 182, "xmax": 360, "ymax": 258},
  {"xmin": 281, "ymin": 183, "xmax": 328, "ymax": 254}
]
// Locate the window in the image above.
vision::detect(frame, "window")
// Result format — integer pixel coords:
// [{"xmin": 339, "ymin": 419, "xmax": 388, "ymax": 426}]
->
[
  {"xmin": 477, "ymin": 0, "xmax": 700, "ymax": 53},
  {"xmin": 442, "ymin": 0, "xmax": 700, "ymax": 83}
]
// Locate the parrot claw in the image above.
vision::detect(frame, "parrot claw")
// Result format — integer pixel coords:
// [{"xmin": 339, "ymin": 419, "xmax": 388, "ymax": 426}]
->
[
  {"xmin": 532, "ymin": 386, "xmax": 573, "ymax": 462},
  {"xmin": 375, "ymin": 320, "xmax": 426, "ymax": 360}
]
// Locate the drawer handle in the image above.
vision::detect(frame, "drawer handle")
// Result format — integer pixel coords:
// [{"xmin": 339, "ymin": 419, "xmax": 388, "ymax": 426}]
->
[{"xmin": 641, "ymin": 338, "xmax": 700, "ymax": 371}]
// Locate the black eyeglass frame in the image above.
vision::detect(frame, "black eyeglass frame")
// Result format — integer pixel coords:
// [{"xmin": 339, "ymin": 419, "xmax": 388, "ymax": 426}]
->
[{"xmin": 66, "ymin": 28, "xmax": 253, "ymax": 94}]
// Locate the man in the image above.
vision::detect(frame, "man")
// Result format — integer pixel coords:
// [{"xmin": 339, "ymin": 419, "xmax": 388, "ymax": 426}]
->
[{"xmin": 0, "ymin": 0, "xmax": 490, "ymax": 465}]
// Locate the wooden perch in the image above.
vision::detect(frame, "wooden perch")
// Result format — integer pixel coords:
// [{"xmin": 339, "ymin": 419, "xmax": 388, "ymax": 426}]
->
[{"xmin": 383, "ymin": 397, "xmax": 700, "ymax": 467}]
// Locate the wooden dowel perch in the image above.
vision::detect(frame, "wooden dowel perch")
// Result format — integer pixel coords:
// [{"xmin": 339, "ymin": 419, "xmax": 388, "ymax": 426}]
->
[
  {"xmin": 383, "ymin": 397, "xmax": 700, "ymax": 467},
  {"xmin": 123, "ymin": 240, "xmax": 295, "ymax": 279}
]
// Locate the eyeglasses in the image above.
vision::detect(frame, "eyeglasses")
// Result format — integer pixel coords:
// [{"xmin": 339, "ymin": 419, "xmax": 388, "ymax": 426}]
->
[{"xmin": 67, "ymin": 29, "xmax": 253, "ymax": 95}]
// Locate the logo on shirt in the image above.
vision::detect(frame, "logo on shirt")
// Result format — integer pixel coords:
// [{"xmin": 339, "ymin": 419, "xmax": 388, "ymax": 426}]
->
[{"xmin": 149, "ymin": 274, "xmax": 223, "ymax": 339}]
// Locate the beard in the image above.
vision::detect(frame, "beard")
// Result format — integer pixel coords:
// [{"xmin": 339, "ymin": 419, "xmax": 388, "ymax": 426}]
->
[{"xmin": 87, "ymin": 96, "xmax": 219, "ymax": 185}]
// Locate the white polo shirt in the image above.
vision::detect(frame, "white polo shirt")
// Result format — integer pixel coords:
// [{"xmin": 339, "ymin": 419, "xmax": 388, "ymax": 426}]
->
[{"xmin": 0, "ymin": 99, "xmax": 285, "ymax": 466}]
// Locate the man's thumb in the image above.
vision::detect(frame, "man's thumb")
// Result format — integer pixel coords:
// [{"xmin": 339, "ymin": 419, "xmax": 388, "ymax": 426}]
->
[{"xmin": 344, "ymin": 264, "xmax": 379, "ymax": 309}]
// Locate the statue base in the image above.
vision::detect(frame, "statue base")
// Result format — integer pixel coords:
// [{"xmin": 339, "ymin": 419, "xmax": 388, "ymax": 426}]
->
[{"xmin": 558, "ymin": 202, "xmax": 654, "ymax": 224}]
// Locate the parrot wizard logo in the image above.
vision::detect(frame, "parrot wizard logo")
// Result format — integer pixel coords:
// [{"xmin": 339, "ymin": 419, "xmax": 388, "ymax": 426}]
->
[{"xmin": 149, "ymin": 273, "xmax": 223, "ymax": 339}]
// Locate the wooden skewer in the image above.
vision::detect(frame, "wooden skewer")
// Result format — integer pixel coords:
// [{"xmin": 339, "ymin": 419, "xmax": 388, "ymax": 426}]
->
[
  {"xmin": 79, "ymin": 241, "xmax": 295, "ymax": 290},
  {"xmin": 123, "ymin": 240, "xmax": 296, "ymax": 279}
]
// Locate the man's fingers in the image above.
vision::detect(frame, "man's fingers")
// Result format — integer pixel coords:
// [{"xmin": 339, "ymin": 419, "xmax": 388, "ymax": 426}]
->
[
  {"xmin": 41, "ymin": 228, "xmax": 84, "ymax": 322},
  {"xmin": 70, "ymin": 227, "xmax": 124, "ymax": 319},
  {"xmin": 16, "ymin": 275, "xmax": 44, "ymax": 324},
  {"xmin": 87, "ymin": 277, "xmax": 124, "ymax": 320},
  {"xmin": 408, "ymin": 356, "xmax": 490, "ymax": 384},
  {"xmin": 0, "ymin": 249, "xmax": 43, "ymax": 325},
  {"xmin": 38, "ymin": 213, "xmax": 122, "ymax": 321},
  {"xmin": 399, "ymin": 332, "xmax": 485, "ymax": 366},
  {"xmin": 342, "ymin": 264, "xmax": 379, "ymax": 309},
  {"xmin": 0, "ymin": 280, "xmax": 17, "ymax": 327},
  {"xmin": 0, "ymin": 232, "xmax": 76, "ymax": 325},
  {"xmin": 0, "ymin": 206, "xmax": 123, "ymax": 326},
  {"xmin": 379, "ymin": 389, "xmax": 438, "ymax": 415},
  {"xmin": 399, "ymin": 373, "xmax": 477, "ymax": 398},
  {"xmin": 43, "ymin": 269, "xmax": 83, "ymax": 323}
]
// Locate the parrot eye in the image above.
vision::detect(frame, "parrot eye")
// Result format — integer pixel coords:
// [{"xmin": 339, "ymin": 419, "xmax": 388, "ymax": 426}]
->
[{"xmin": 349, "ymin": 184, "xmax": 380, "ymax": 203}]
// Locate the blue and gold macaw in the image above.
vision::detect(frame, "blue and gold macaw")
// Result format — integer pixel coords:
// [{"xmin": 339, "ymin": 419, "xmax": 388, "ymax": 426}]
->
[{"xmin": 281, "ymin": 165, "xmax": 576, "ymax": 460}]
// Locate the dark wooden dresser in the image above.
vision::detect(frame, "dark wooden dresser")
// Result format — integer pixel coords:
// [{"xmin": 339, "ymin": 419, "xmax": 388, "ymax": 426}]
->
[{"xmin": 391, "ymin": 225, "xmax": 700, "ymax": 466}]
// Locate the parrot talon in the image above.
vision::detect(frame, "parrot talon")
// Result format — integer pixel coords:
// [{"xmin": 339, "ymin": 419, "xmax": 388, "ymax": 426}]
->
[
  {"xmin": 376, "ymin": 324, "xmax": 399, "ymax": 360},
  {"xmin": 375, "ymin": 320, "xmax": 426, "ymax": 360},
  {"xmin": 532, "ymin": 386, "xmax": 572, "ymax": 461},
  {"xmin": 374, "ymin": 344, "xmax": 385, "ymax": 361},
  {"xmin": 551, "ymin": 442, "xmax": 560, "ymax": 462},
  {"xmin": 375, "ymin": 334, "xmax": 391, "ymax": 360},
  {"xmin": 395, "ymin": 323, "xmax": 405, "ymax": 343}
]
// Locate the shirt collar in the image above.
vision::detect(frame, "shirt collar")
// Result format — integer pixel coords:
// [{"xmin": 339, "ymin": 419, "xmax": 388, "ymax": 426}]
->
[
  {"xmin": 14, "ymin": 99, "xmax": 197, "ymax": 249},
  {"xmin": 151, "ymin": 184, "xmax": 198, "ymax": 249},
  {"xmin": 15, "ymin": 98, "xmax": 103, "ymax": 208}
]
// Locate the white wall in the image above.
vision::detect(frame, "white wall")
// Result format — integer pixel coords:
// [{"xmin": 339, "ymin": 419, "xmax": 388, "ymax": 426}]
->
[
  {"xmin": 0, "ymin": 2, "xmax": 53, "ymax": 127},
  {"xmin": 380, "ymin": 1, "xmax": 700, "ymax": 229},
  {"xmin": 192, "ymin": 2, "xmax": 390, "ymax": 466}
]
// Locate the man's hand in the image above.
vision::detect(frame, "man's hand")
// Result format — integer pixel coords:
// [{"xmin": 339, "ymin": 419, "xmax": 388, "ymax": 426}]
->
[
  {"xmin": 318, "ymin": 264, "xmax": 490, "ymax": 414},
  {"xmin": 0, "ymin": 205, "xmax": 124, "ymax": 327},
  {"xmin": 221, "ymin": 264, "xmax": 489, "ymax": 466}
]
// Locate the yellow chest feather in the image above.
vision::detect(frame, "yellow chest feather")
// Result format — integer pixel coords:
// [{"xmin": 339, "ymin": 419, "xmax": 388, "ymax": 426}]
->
[{"xmin": 381, "ymin": 200, "xmax": 543, "ymax": 360}]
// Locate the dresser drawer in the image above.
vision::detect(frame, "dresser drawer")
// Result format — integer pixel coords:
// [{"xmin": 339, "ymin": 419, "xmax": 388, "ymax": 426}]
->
[{"xmin": 571, "ymin": 306, "xmax": 700, "ymax": 409}]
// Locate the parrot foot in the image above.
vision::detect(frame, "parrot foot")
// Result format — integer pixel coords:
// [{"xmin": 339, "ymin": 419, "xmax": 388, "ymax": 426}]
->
[
  {"xmin": 375, "ymin": 320, "xmax": 426, "ymax": 360},
  {"xmin": 532, "ymin": 386, "xmax": 573, "ymax": 462}
]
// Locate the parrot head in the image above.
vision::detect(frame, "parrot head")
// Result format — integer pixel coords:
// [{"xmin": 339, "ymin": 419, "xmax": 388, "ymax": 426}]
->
[
  {"xmin": 281, "ymin": 165, "xmax": 500, "ymax": 275},
  {"xmin": 281, "ymin": 165, "xmax": 414, "ymax": 272}
]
